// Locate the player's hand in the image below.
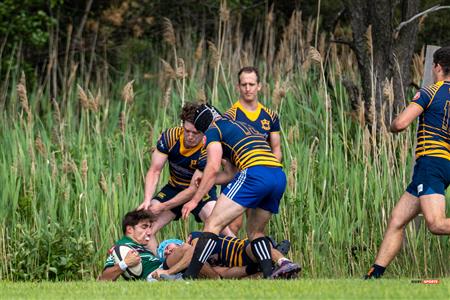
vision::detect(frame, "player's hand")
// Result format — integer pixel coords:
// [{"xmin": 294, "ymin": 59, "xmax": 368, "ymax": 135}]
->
[
  {"xmin": 149, "ymin": 202, "xmax": 165, "ymax": 216},
  {"xmin": 138, "ymin": 199, "xmax": 151, "ymax": 211},
  {"xmin": 182, "ymin": 200, "xmax": 198, "ymax": 219},
  {"xmin": 151, "ymin": 269, "xmax": 169, "ymax": 280},
  {"xmin": 124, "ymin": 250, "xmax": 141, "ymax": 267}
]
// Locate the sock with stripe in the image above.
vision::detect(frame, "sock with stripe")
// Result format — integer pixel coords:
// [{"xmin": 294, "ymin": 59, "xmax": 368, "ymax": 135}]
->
[
  {"xmin": 250, "ymin": 237, "xmax": 273, "ymax": 278},
  {"xmin": 183, "ymin": 232, "xmax": 218, "ymax": 279}
]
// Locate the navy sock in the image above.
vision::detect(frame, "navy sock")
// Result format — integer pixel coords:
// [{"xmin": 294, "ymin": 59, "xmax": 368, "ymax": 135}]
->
[
  {"xmin": 250, "ymin": 237, "xmax": 273, "ymax": 278},
  {"xmin": 183, "ymin": 232, "xmax": 218, "ymax": 279},
  {"xmin": 365, "ymin": 264, "xmax": 386, "ymax": 279}
]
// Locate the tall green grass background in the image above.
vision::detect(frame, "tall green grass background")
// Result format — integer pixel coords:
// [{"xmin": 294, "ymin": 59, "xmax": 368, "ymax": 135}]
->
[{"xmin": 0, "ymin": 8, "xmax": 448, "ymax": 280}]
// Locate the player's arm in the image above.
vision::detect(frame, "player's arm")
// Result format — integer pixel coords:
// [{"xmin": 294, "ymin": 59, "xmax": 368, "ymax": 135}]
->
[
  {"xmin": 215, "ymin": 159, "xmax": 237, "ymax": 185},
  {"xmin": 97, "ymin": 250, "xmax": 141, "ymax": 281},
  {"xmin": 212, "ymin": 266, "xmax": 248, "ymax": 279},
  {"xmin": 269, "ymin": 131, "xmax": 282, "ymax": 162},
  {"xmin": 390, "ymin": 103, "xmax": 423, "ymax": 133},
  {"xmin": 138, "ymin": 150, "xmax": 168, "ymax": 210},
  {"xmin": 182, "ymin": 142, "xmax": 222, "ymax": 219}
]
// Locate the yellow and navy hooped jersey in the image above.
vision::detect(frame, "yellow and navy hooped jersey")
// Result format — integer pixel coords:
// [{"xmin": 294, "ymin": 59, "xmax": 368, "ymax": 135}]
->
[
  {"xmin": 205, "ymin": 119, "xmax": 282, "ymax": 170},
  {"xmin": 190, "ymin": 232, "xmax": 250, "ymax": 267},
  {"xmin": 411, "ymin": 81, "xmax": 450, "ymax": 161},
  {"xmin": 223, "ymin": 101, "xmax": 280, "ymax": 140},
  {"xmin": 156, "ymin": 127, "xmax": 207, "ymax": 188}
]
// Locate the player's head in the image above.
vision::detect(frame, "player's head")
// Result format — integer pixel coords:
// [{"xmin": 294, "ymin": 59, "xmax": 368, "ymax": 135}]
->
[
  {"xmin": 180, "ymin": 103, "xmax": 204, "ymax": 148},
  {"xmin": 122, "ymin": 210, "xmax": 155, "ymax": 244},
  {"xmin": 237, "ymin": 66, "xmax": 261, "ymax": 102},
  {"xmin": 433, "ymin": 46, "xmax": 450, "ymax": 79},
  {"xmin": 193, "ymin": 104, "xmax": 222, "ymax": 133},
  {"xmin": 157, "ymin": 239, "xmax": 184, "ymax": 261}
]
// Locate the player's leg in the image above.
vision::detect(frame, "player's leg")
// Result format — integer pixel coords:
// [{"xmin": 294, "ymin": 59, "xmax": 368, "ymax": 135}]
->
[
  {"xmin": 420, "ymin": 194, "xmax": 450, "ymax": 234},
  {"xmin": 197, "ymin": 200, "xmax": 236, "ymax": 237},
  {"xmin": 227, "ymin": 214, "xmax": 244, "ymax": 236},
  {"xmin": 246, "ymin": 208, "xmax": 273, "ymax": 278},
  {"xmin": 146, "ymin": 199, "xmax": 176, "ymax": 251},
  {"xmin": 183, "ymin": 194, "xmax": 246, "ymax": 279},
  {"xmin": 365, "ymin": 191, "xmax": 420, "ymax": 278}
]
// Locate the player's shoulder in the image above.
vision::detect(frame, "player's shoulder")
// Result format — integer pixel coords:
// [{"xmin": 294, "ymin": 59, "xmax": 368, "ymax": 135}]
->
[
  {"xmin": 223, "ymin": 106, "xmax": 238, "ymax": 120},
  {"xmin": 161, "ymin": 126, "xmax": 183, "ymax": 148},
  {"xmin": 260, "ymin": 103, "xmax": 279, "ymax": 120},
  {"xmin": 421, "ymin": 81, "xmax": 446, "ymax": 98}
]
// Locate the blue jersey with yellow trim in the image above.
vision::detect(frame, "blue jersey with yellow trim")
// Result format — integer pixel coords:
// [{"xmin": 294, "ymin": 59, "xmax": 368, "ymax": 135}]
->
[
  {"xmin": 156, "ymin": 127, "xmax": 207, "ymax": 188},
  {"xmin": 223, "ymin": 101, "xmax": 280, "ymax": 140},
  {"xmin": 190, "ymin": 232, "xmax": 250, "ymax": 267},
  {"xmin": 205, "ymin": 118, "xmax": 282, "ymax": 170},
  {"xmin": 411, "ymin": 81, "xmax": 450, "ymax": 161}
]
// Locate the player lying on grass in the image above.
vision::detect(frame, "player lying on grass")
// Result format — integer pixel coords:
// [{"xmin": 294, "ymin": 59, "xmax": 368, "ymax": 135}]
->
[
  {"xmin": 98, "ymin": 210, "xmax": 161, "ymax": 281},
  {"xmin": 152, "ymin": 232, "xmax": 300, "ymax": 280}
]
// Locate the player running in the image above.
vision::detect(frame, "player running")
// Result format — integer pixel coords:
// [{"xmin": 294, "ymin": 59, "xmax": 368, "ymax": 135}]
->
[{"xmin": 364, "ymin": 46, "xmax": 450, "ymax": 279}]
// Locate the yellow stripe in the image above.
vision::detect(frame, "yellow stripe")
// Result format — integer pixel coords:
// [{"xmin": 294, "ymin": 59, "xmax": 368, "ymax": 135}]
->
[
  {"xmin": 225, "ymin": 237, "xmax": 234, "ymax": 267},
  {"xmin": 243, "ymin": 158, "xmax": 282, "ymax": 169},
  {"xmin": 416, "ymin": 140, "xmax": 450, "ymax": 150},
  {"xmin": 416, "ymin": 149, "xmax": 450, "ymax": 157},
  {"xmin": 422, "ymin": 124, "xmax": 450, "ymax": 135},
  {"xmin": 417, "ymin": 129, "xmax": 449, "ymax": 140},
  {"xmin": 426, "ymin": 81, "xmax": 444, "ymax": 109},
  {"xmin": 238, "ymin": 150, "xmax": 278, "ymax": 167},
  {"xmin": 416, "ymin": 152, "xmax": 450, "ymax": 161}
]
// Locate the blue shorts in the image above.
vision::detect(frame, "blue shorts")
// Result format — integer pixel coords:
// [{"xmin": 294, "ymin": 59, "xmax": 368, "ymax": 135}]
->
[
  {"xmin": 222, "ymin": 166, "xmax": 286, "ymax": 213},
  {"xmin": 406, "ymin": 156, "xmax": 450, "ymax": 197},
  {"xmin": 155, "ymin": 184, "xmax": 217, "ymax": 222}
]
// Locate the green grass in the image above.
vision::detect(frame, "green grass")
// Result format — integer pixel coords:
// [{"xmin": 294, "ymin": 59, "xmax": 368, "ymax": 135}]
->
[{"xmin": 1, "ymin": 279, "xmax": 449, "ymax": 299}]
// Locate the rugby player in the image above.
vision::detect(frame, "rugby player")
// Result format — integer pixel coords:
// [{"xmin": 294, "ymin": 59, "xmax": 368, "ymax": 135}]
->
[
  {"xmin": 223, "ymin": 66, "xmax": 282, "ymax": 235},
  {"xmin": 138, "ymin": 103, "xmax": 234, "ymax": 252},
  {"xmin": 364, "ymin": 46, "xmax": 450, "ymax": 279},
  {"xmin": 98, "ymin": 210, "xmax": 161, "ymax": 281},
  {"xmin": 181, "ymin": 104, "xmax": 295, "ymax": 279},
  {"xmin": 153, "ymin": 232, "xmax": 300, "ymax": 280}
]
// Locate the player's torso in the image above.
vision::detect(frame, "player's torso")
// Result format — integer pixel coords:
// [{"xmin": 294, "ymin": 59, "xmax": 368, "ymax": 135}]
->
[
  {"xmin": 224, "ymin": 102, "xmax": 278, "ymax": 140},
  {"xmin": 216, "ymin": 235, "xmax": 250, "ymax": 267},
  {"xmin": 415, "ymin": 81, "xmax": 450, "ymax": 161},
  {"xmin": 158, "ymin": 127, "xmax": 205, "ymax": 188},
  {"xmin": 212, "ymin": 119, "xmax": 282, "ymax": 170},
  {"xmin": 109, "ymin": 237, "xmax": 161, "ymax": 279}
]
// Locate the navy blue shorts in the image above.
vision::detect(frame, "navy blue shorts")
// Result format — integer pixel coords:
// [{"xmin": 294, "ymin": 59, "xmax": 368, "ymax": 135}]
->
[
  {"xmin": 154, "ymin": 184, "xmax": 217, "ymax": 222},
  {"xmin": 222, "ymin": 166, "xmax": 286, "ymax": 213},
  {"xmin": 406, "ymin": 156, "xmax": 450, "ymax": 197}
]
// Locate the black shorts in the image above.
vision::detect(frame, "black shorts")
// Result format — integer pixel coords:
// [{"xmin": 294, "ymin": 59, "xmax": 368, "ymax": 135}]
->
[{"xmin": 154, "ymin": 184, "xmax": 217, "ymax": 222}]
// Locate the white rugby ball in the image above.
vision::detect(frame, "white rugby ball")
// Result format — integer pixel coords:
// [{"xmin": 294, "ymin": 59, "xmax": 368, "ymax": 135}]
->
[{"xmin": 112, "ymin": 245, "xmax": 143, "ymax": 279}]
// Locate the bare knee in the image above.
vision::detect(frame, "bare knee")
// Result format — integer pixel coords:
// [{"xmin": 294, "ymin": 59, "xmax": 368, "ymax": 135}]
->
[
  {"xmin": 247, "ymin": 231, "xmax": 265, "ymax": 241},
  {"xmin": 426, "ymin": 219, "xmax": 447, "ymax": 235},
  {"xmin": 387, "ymin": 213, "xmax": 408, "ymax": 231}
]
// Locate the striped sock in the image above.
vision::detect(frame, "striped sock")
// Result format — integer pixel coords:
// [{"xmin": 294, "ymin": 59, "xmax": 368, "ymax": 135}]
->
[
  {"xmin": 183, "ymin": 232, "xmax": 218, "ymax": 279},
  {"xmin": 250, "ymin": 237, "xmax": 273, "ymax": 278}
]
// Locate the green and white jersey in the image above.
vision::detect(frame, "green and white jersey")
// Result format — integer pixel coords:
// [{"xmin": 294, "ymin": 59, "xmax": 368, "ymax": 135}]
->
[{"xmin": 104, "ymin": 236, "xmax": 161, "ymax": 280}]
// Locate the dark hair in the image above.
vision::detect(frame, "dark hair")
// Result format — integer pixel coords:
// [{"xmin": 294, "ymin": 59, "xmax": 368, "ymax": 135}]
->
[
  {"xmin": 238, "ymin": 66, "xmax": 260, "ymax": 83},
  {"xmin": 122, "ymin": 210, "xmax": 155, "ymax": 234},
  {"xmin": 179, "ymin": 102, "xmax": 200, "ymax": 123},
  {"xmin": 433, "ymin": 46, "xmax": 450, "ymax": 76}
]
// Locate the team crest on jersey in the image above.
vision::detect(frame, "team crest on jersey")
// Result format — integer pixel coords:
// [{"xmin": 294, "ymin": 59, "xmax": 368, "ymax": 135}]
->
[
  {"xmin": 190, "ymin": 159, "xmax": 198, "ymax": 168},
  {"xmin": 157, "ymin": 192, "xmax": 166, "ymax": 198},
  {"xmin": 412, "ymin": 91, "xmax": 420, "ymax": 101},
  {"xmin": 261, "ymin": 119, "xmax": 270, "ymax": 130}
]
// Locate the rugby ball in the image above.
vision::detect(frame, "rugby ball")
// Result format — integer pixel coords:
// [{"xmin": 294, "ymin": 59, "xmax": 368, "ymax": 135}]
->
[{"xmin": 112, "ymin": 245, "xmax": 142, "ymax": 279}]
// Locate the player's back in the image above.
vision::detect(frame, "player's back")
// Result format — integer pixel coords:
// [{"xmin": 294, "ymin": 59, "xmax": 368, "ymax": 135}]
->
[
  {"xmin": 413, "ymin": 81, "xmax": 450, "ymax": 161},
  {"xmin": 206, "ymin": 118, "xmax": 282, "ymax": 170}
]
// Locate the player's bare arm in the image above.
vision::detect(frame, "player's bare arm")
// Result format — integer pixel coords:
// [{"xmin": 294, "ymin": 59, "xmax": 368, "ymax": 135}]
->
[
  {"xmin": 97, "ymin": 250, "xmax": 141, "ymax": 281},
  {"xmin": 269, "ymin": 131, "xmax": 282, "ymax": 162},
  {"xmin": 138, "ymin": 150, "xmax": 168, "ymax": 210},
  {"xmin": 390, "ymin": 103, "xmax": 424, "ymax": 133}
]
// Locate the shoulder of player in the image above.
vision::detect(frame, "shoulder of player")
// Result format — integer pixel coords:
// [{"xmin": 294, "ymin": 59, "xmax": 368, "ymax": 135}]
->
[
  {"xmin": 223, "ymin": 107, "xmax": 238, "ymax": 120},
  {"xmin": 421, "ymin": 81, "xmax": 445, "ymax": 98},
  {"xmin": 260, "ymin": 104, "xmax": 279, "ymax": 120},
  {"xmin": 161, "ymin": 126, "xmax": 183, "ymax": 148}
]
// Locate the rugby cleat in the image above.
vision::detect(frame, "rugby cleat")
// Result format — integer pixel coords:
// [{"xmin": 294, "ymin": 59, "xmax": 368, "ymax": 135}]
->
[{"xmin": 270, "ymin": 260, "xmax": 301, "ymax": 279}]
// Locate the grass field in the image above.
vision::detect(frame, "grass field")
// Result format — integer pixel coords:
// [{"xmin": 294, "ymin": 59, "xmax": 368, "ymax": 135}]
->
[{"xmin": 1, "ymin": 279, "xmax": 449, "ymax": 299}]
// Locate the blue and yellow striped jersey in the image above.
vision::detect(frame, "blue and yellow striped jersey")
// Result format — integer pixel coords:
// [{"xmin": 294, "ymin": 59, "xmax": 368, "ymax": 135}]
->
[
  {"xmin": 411, "ymin": 81, "xmax": 450, "ymax": 161},
  {"xmin": 223, "ymin": 101, "xmax": 280, "ymax": 140},
  {"xmin": 190, "ymin": 232, "xmax": 251, "ymax": 267},
  {"xmin": 156, "ymin": 127, "xmax": 207, "ymax": 188},
  {"xmin": 205, "ymin": 119, "xmax": 282, "ymax": 170}
]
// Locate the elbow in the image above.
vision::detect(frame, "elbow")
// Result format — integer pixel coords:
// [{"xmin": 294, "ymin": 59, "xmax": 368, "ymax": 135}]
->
[{"xmin": 390, "ymin": 119, "xmax": 407, "ymax": 133}]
